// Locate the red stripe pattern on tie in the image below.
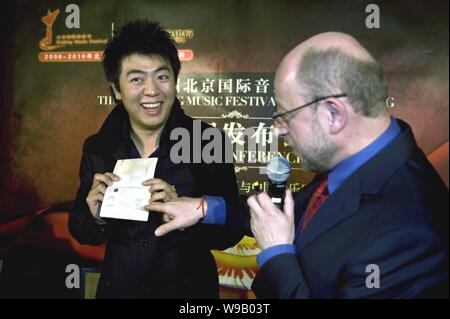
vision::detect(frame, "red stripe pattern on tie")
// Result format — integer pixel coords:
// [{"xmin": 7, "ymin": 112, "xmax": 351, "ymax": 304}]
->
[{"xmin": 301, "ymin": 173, "xmax": 329, "ymax": 231}]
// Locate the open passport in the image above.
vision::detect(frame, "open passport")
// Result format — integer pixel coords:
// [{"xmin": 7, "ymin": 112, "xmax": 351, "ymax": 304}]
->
[{"xmin": 99, "ymin": 158, "xmax": 158, "ymax": 222}]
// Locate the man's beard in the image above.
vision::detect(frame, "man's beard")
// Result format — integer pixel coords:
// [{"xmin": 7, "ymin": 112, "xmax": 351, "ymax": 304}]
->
[{"xmin": 297, "ymin": 118, "xmax": 338, "ymax": 173}]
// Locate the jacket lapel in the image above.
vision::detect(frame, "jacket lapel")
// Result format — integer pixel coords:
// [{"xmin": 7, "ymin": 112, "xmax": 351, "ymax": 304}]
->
[
  {"xmin": 295, "ymin": 172, "xmax": 361, "ymax": 252},
  {"xmin": 88, "ymin": 98, "xmax": 188, "ymax": 171},
  {"xmin": 294, "ymin": 119, "xmax": 417, "ymax": 252},
  {"xmin": 111, "ymin": 140, "xmax": 130, "ymax": 161}
]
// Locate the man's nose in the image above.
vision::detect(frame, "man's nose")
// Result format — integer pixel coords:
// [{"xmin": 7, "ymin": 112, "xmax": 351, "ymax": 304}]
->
[
  {"xmin": 273, "ymin": 121, "xmax": 288, "ymax": 137},
  {"xmin": 143, "ymin": 78, "xmax": 158, "ymax": 96}
]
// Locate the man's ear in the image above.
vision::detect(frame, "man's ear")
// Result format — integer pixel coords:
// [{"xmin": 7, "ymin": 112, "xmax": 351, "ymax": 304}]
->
[
  {"xmin": 324, "ymin": 97, "xmax": 347, "ymax": 135},
  {"xmin": 110, "ymin": 82, "xmax": 122, "ymax": 101}
]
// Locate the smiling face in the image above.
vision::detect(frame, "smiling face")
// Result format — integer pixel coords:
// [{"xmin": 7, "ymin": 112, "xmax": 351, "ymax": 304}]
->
[{"xmin": 111, "ymin": 53, "xmax": 176, "ymax": 135}]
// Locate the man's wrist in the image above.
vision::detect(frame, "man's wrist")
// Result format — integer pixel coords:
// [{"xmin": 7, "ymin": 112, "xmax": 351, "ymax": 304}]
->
[
  {"xmin": 196, "ymin": 197, "xmax": 207, "ymax": 220},
  {"xmin": 257, "ymin": 244, "xmax": 298, "ymax": 268},
  {"xmin": 201, "ymin": 196, "xmax": 226, "ymax": 225}
]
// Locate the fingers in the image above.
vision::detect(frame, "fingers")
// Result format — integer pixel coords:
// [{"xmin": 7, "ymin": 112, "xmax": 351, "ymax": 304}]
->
[
  {"xmin": 87, "ymin": 191, "xmax": 105, "ymax": 203},
  {"xmin": 105, "ymin": 172, "xmax": 120, "ymax": 181},
  {"xmin": 92, "ymin": 172, "xmax": 120, "ymax": 188},
  {"xmin": 92, "ymin": 193, "xmax": 104, "ymax": 203},
  {"xmin": 88, "ymin": 174, "xmax": 112, "ymax": 204},
  {"xmin": 256, "ymin": 192, "xmax": 277, "ymax": 211},
  {"xmin": 146, "ymin": 197, "xmax": 203, "ymax": 236},
  {"xmin": 149, "ymin": 191, "xmax": 166, "ymax": 203},
  {"xmin": 145, "ymin": 202, "xmax": 175, "ymax": 233},
  {"xmin": 91, "ymin": 184, "xmax": 107, "ymax": 197},
  {"xmin": 284, "ymin": 189, "xmax": 295, "ymax": 220},
  {"xmin": 247, "ymin": 195, "xmax": 263, "ymax": 215},
  {"xmin": 247, "ymin": 192, "xmax": 279, "ymax": 216},
  {"xmin": 162, "ymin": 214, "xmax": 173, "ymax": 223},
  {"xmin": 87, "ymin": 172, "xmax": 119, "ymax": 217},
  {"xmin": 149, "ymin": 190, "xmax": 176, "ymax": 203},
  {"xmin": 92, "ymin": 182, "xmax": 107, "ymax": 195},
  {"xmin": 142, "ymin": 178, "xmax": 171, "ymax": 189},
  {"xmin": 86, "ymin": 182, "xmax": 107, "ymax": 204},
  {"xmin": 161, "ymin": 215, "xmax": 181, "ymax": 231},
  {"xmin": 154, "ymin": 220, "xmax": 181, "ymax": 237},
  {"xmin": 144, "ymin": 202, "xmax": 166, "ymax": 213},
  {"xmin": 86, "ymin": 189, "xmax": 105, "ymax": 217},
  {"xmin": 143, "ymin": 178, "xmax": 177, "ymax": 201}
]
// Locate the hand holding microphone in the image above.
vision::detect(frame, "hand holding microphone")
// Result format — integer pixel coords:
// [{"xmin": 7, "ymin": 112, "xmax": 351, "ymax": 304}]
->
[{"xmin": 247, "ymin": 157, "xmax": 295, "ymax": 249}]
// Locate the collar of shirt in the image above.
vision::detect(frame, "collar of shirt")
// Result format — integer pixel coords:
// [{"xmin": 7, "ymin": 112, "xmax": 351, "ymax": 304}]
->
[
  {"xmin": 327, "ymin": 116, "xmax": 402, "ymax": 195},
  {"xmin": 120, "ymin": 117, "xmax": 162, "ymax": 159}
]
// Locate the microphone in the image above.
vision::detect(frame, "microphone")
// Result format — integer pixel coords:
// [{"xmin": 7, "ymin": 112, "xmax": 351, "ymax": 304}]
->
[{"xmin": 266, "ymin": 156, "xmax": 291, "ymax": 210}]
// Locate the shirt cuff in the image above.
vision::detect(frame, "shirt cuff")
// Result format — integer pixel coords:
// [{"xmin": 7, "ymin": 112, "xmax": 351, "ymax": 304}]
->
[
  {"xmin": 257, "ymin": 244, "xmax": 299, "ymax": 268},
  {"xmin": 202, "ymin": 196, "xmax": 226, "ymax": 225}
]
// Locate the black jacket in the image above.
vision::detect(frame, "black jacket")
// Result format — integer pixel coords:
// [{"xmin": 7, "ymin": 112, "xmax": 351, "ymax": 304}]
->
[{"xmin": 69, "ymin": 99, "xmax": 243, "ymax": 298}]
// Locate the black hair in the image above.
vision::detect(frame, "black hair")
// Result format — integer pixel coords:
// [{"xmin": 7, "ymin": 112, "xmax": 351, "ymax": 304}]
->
[{"xmin": 102, "ymin": 19, "xmax": 180, "ymax": 100}]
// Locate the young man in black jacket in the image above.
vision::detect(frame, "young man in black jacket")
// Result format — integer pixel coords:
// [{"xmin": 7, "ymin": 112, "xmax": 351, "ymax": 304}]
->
[{"xmin": 69, "ymin": 20, "xmax": 242, "ymax": 298}]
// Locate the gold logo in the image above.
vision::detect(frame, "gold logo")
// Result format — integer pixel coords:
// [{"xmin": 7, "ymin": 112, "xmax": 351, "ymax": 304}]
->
[
  {"xmin": 38, "ymin": 8, "xmax": 107, "ymax": 62},
  {"xmin": 39, "ymin": 9, "xmax": 64, "ymax": 51}
]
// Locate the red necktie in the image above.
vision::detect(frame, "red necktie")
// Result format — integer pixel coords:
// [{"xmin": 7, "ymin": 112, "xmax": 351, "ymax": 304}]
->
[{"xmin": 301, "ymin": 173, "xmax": 329, "ymax": 231}]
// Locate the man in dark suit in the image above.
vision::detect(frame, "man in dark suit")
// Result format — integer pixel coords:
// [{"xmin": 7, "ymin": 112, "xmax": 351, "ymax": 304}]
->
[
  {"xmin": 69, "ymin": 20, "xmax": 242, "ymax": 298},
  {"xmin": 147, "ymin": 32, "xmax": 449, "ymax": 298}
]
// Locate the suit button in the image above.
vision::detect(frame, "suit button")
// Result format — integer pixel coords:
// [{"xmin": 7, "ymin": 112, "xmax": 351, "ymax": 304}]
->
[{"xmin": 138, "ymin": 239, "xmax": 149, "ymax": 247}]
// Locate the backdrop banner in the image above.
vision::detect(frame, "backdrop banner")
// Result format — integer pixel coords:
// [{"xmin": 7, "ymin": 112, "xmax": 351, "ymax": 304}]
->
[{"xmin": 0, "ymin": 0, "xmax": 448, "ymax": 299}]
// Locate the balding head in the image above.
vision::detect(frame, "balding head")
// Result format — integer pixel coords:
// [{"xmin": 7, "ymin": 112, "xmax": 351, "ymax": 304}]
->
[
  {"xmin": 275, "ymin": 32, "xmax": 388, "ymax": 118},
  {"xmin": 277, "ymin": 32, "xmax": 375, "ymax": 79},
  {"xmin": 273, "ymin": 32, "xmax": 392, "ymax": 172}
]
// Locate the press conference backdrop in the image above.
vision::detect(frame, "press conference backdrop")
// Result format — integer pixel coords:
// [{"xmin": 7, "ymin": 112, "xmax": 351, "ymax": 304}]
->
[{"xmin": 0, "ymin": 0, "xmax": 448, "ymax": 298}]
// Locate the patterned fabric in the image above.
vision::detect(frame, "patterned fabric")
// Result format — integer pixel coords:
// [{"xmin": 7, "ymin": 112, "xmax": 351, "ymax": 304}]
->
[{"xmin": 301, "ymin": 173, "xmax": 329, "ymax": 231}]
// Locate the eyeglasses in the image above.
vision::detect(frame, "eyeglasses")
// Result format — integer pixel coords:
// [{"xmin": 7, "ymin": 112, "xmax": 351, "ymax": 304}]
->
[{"xmin": 272, "ymin": 93, "xmax": 347, "ymax": 126}]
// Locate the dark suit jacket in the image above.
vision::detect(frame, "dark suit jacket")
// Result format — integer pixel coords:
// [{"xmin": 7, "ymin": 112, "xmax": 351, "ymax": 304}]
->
[
  {"xmin": 69, "ymin": 99, "xmax": 243, "ymax": 298},
  {"xmin": 252, "ymin": 120, "xmax": 449, "ymax": 298}
]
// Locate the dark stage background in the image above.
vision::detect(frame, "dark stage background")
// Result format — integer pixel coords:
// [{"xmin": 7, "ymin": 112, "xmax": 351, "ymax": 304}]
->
[{"xmin": 0, "ymin": 0, "xmax": 448, "ymax": 299}]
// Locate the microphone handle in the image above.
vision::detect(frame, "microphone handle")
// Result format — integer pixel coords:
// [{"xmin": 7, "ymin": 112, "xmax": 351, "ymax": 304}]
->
[{"xmin": 268, "ymin": 180, "xmax": 286, "ymax": 211}]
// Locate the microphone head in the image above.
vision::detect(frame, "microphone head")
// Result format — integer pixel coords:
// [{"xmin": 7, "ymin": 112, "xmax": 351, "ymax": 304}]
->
[{"xmin": 266, "ymin": 156, "xmax": 291, "ymax": 183}]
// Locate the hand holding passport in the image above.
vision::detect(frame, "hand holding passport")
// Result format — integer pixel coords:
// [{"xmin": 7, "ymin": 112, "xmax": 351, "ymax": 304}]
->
[{"xmin": 99, "ymin": 158, "xmax": 158, "ymax": 222}]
